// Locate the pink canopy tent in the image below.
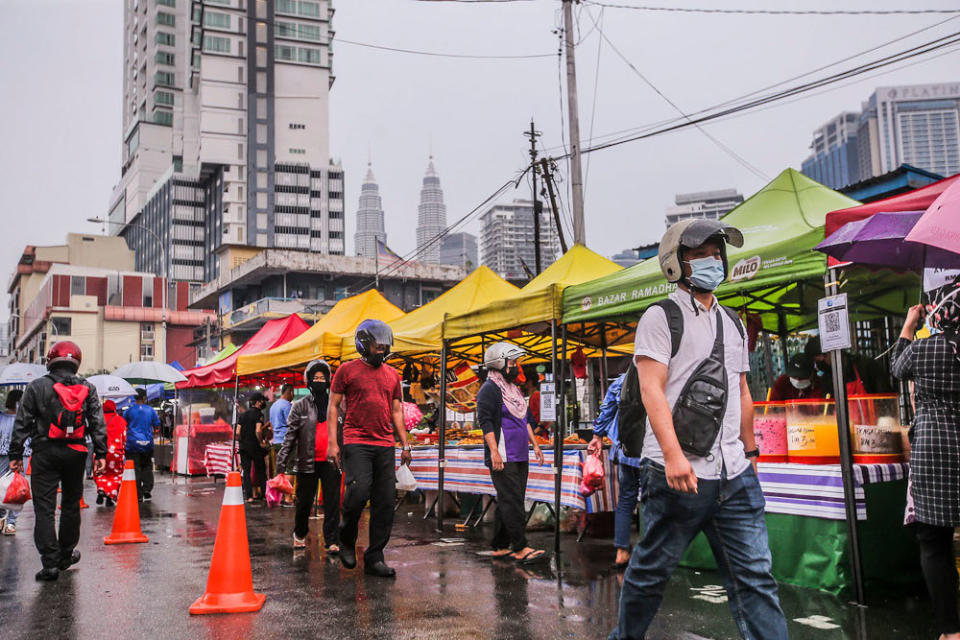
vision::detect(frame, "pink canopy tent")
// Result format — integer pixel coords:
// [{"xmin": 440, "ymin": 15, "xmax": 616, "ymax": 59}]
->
[{"xmin": 176, "ymin": 314, "xmax": 310, "ymax": 389}]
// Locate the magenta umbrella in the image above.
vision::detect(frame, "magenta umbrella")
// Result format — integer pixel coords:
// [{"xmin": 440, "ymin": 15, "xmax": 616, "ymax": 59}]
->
[{"xmin": 905, "ymin": 179, "xmax": 960, "ymax": 267}]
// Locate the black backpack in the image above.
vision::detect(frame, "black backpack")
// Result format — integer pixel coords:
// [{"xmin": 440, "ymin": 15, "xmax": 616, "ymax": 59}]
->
[{"xmin": 618, "ymin": 299, "xmax": 744, "ymax": 458}]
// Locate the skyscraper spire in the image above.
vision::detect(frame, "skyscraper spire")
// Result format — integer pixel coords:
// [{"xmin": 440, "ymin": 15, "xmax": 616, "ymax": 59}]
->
[
  {"xmin": 416, "ymin": 156, "xmax": 447, "ymax": 264},
  {"xmin": 354, "ymin": 161, "xmax": 387, "ymax": 258}
]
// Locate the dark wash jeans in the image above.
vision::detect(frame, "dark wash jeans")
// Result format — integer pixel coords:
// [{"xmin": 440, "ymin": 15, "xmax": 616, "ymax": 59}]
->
[
  {"xmin": 30, "ymin": 446, "xmax": 87, "ymax": 570},
  {"xmin": 610, "ymin": 461, "xmax": 788, "ymax": 640},
  {"xmin": 339, "ymin": 444, "xmax": 396, "ymax": 565},
  {"xmin": 615, "ymin": 462, "xmax": 642, "ymax": 550}
]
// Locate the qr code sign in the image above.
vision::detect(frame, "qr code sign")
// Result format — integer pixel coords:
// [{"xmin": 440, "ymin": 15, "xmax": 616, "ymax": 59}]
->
[{"xmin": 823, "ymin": 311, "xmax": 842, "ymax": 333}]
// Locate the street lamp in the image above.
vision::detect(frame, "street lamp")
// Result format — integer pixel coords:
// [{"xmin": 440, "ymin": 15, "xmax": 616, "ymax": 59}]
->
[{"xmin": 87, "ymin": 217, "xmax": 168, "ymax": 364}]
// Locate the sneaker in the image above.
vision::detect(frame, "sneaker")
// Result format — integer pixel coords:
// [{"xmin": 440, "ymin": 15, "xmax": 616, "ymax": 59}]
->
[
  {"xmin": 142, "ymin": 493, "xmax": 152, "ymax": 502},
  {"xmin": 293, "ymin": 533, "xmax": 307, "ymax": 549},
  {"xmin": 3, "ymin": 523, "xmax": 15, "ymax": 536},
  {"xmin": 58, "ymin": 550, "xmax": 81, "ymax": 571},
  {"xmin": 35, "ymin": 567, "xmax": 59, "ymax": 582}
]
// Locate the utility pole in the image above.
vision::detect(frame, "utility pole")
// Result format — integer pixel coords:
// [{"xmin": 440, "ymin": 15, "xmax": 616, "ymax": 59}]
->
[
  {"xmin": 539, "ymin": 158, "xmax": 569, "ymax": 254},
  {"xmin": 524, "ymin": 120, "xmax": 543, "ymax": 274},
  {"xmin": 562, "ymin": 0, "xmax": 586, "ymax": 245}
]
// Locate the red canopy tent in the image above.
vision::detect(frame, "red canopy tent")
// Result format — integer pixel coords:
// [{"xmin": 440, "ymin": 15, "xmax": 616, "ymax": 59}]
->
[
  {"xmin": 177, "ymin": 314, "xmax": 310, "ymax": 389},
  {"xmin": 825, "ymin": 173, "xmax": 960, "ymax": 238}
]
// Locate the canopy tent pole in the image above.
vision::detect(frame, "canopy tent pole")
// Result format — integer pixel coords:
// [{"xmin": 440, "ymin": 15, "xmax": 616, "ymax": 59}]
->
[
  {"xmin": 229, "ymin": 377, "xmax": 240, "ymax": 472},
  {"xmin": 777, "ymin": 312, "xmax": 789, "ymax": 372},
  {"xmin": 550, "ymin": 321, "xmax": 561, "ymax": 550},
  {"xmin": 825, "ymin": 267, "xmax": 867, "ymax": 606},
  {"xmin": 599, "ymin": 322, "xmax": 610, "ymax": 398},
  {"xmin": 437, "ymin": 338, "xmax": 448, "ymax": 531},
  {"xmin": 555, "ymin": 322, "xmax": 568, "ymax": 552}
]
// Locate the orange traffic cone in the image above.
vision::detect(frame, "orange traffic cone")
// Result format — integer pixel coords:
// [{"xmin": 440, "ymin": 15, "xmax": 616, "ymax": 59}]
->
[
  {"xmin": 190, "ymin": 471, "xmax": 265, "ymax": 615},
  {"xmin": 103, "ymin": 460, "xmax": 148, "ymax": 545},
  {"xmin": 25, "ymin": 459, "xmax": 31, "ymax": 475},
  {"xmin": 79, "ymin": 496, "xmax": 90, "ymax": 509}
]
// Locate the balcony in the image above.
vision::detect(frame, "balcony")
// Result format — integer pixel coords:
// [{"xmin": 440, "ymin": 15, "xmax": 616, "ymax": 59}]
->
[{"xmin": 224, "ymin": 297, "xmax": 321, "ymax": 331}]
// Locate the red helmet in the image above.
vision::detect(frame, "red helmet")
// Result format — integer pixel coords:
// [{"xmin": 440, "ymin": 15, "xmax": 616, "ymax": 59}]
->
[{"xmin": 46, "ymin": 341, "xmax": 82, "ymax": 372}]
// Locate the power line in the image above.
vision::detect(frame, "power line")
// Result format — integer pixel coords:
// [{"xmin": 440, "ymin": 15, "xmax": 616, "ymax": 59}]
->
[
  {"xmin": 584, "ymin": 7, "xmax": 769, "ymax": 180},
  {"xmin": 584, "ymin": 1, "xmax": 960, "ymax": 16},
  {"xmin": 336, "ymin": 37, "xmax": 554, "ymax": 59},
  {"xmin": 583, "ymin": 6, "xmax": 604, "ymax": 195}
]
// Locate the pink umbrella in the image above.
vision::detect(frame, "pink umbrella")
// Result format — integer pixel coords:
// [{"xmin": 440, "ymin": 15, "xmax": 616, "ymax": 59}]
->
[{"xmin": 905, "ymin": 179, "xmax": 960, "ymax": 266}]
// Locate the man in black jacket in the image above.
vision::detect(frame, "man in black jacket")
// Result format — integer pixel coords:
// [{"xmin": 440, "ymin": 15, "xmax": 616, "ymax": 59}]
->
[{"xmin": 8, "ymin": 341, "xmax": 106, "ymax": 581}]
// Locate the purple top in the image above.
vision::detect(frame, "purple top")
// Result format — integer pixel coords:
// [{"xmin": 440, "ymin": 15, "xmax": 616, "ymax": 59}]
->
[{"xmin": 500, "ymin": 404, "xmax": 529, "ymax": 463}]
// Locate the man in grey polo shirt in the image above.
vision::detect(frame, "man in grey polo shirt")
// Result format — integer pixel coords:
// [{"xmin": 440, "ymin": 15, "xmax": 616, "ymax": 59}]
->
[{"xmin": 610, "ymin": 219, "xmax": 788, "ymax": 640}]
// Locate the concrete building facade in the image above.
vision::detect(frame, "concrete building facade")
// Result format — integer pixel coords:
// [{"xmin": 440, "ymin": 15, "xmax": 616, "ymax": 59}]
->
[
  {"xmin": 801, "ymin": 112, "xmax": 861, "ymax": 189},
  {"xmin": 354, "ymin": 163, "xmax": 387, "ymax": 258},
  {"xmin": 108, "ymin": 0, "xmax": 344, "ymax": 285},
  {"xmin": 479, "ymin": 199, "xmax": 561, "ymax": 280},
  {"xmin": 439, "ymin": 232, "xmax": 478, "ymax": 270},
  {"xmin": 664, "ymin": 189, "xmax": 744, "ymax": 228},
  {"xmin": 416, "ymin": 158, "xmax": 447, "ymax": 264}
]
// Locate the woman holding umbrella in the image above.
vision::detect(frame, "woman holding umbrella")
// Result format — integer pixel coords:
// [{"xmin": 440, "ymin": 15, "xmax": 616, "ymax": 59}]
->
[
  {"xmin": 892, "ymin": 286, "xmax": 960, "ymax": 640},
  {"xmin": 94, "ymin": 400, "xmax": 127, "ymax": 507}
]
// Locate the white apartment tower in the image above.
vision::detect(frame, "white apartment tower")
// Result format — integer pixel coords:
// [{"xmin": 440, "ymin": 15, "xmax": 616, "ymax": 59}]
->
[
  {"xmin": 480, "ymin": 199, "xmax": 561, "ymax": 280},
  {"xmin": 416, "ymin": 157, "xmax": 447, "ymax": 264},
  {"xmin": 354, "ymin": 163, "xmax": 387, "ymax": 258},
  {"xmin": 108, "ymin": 0, "xmax": 344, "ymax": 284}
]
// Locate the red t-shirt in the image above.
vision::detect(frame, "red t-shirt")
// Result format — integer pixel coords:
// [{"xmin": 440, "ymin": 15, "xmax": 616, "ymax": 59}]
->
[
  {"xmin": 315, "ymin": 421, "xmax": 329, "ymax": 461},
  {"xmin": 768, "ymin": 374, "xmax": 826, "ymax": 402},
  {"xmin": 331, "ymin": 359, "xmax": 402, "ymax": 447}
]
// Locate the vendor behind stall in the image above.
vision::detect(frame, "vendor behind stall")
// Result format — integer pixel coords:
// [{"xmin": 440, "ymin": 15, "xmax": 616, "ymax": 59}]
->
[{"xmin": 769, "ymin": 354, "xmax": 825, "ymax": 401}]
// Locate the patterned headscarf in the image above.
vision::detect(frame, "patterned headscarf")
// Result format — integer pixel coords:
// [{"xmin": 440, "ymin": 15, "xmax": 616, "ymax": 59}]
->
[{"xmin": 926, "ymin": 276, "xmax": 960, "ymax": 361}]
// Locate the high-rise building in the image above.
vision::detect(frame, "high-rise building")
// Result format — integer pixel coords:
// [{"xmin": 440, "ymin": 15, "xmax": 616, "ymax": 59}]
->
[
  {"xmin": 856, "ymin": 83, "xmax": 960, "ymax": 180},
  {"xmin": 416, "ymin": 157, "xmax": 447, "ymax": 264},
  {"xmin": 664, "ymin": 189, "xmax": 743, "ymax": 228},
  {"xmin": 107, "ymin": 0, "xmax": 344, "ymax": 285},
  {"xmin": 800, "ymin": 112, "xmax": 861, "ymax": 189},
  {"xmin": 354, "ymin": 163, "xmax": 387, "ymax": 258},
  {"xmin": 439, "ymin": 232, "xmax": 478, "ymax": 270},
  {"xmin": 480, "ymin": 199, "xmax": 561, "ymax": 280}
]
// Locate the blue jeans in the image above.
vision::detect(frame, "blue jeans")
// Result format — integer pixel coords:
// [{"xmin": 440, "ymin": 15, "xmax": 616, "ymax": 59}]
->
[
  {"xmin": 609, "ymin": 461, "xmax": 788, "ymax": 640},
  {"xmin": 615, "ymin": 462, "xmax": 642, "ymax": 550},
  {"xmin": 0, "ymin": 455, "xmax": 22, "ymax": 525}
]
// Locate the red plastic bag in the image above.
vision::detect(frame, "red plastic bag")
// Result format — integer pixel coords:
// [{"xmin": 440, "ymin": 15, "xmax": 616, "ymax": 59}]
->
[
  {"xmin": 267, "ymin": 473, "xmax": 294, "ymax": 495},
  {"xmin": 0, "ymin": 471, "xmax": 31, "ymax": 510},
  {"xmin": 579, "ymin": 453, "xmax": 605, "ymax": 497}
]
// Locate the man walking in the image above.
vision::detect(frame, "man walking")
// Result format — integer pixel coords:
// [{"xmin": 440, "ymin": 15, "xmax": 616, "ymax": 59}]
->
[
  {"xmin": 270, "ymin": 384, "xmax": 295, "ymax": 506},
  {"xmin": 237, "ymin": 392, "xmax": 268, "ymax": 502},
  {"xmin": 8, "ymin": 341, "xmax": 106, "ymax": 581},
  {"xmin": 610, "ymin": 219, "xmax": 788, "ymax": 639},
  {"xmin": 326, "ymin": 319, "xmax": 412, "ymax": 577},
  {"xmin": 124, "ymin": 388, "xmax": 160, "ymax": 502}
]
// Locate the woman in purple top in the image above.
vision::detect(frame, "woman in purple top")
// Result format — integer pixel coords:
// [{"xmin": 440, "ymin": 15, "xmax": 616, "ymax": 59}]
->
[{"xmin": 477, "ymin": 342, "xmax": 546, "ymax": 565}]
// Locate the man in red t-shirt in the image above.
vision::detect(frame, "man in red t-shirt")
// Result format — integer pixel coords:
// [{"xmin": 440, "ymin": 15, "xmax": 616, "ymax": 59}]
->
[{"xmin": 327, "ymin": 319, "xmax": 412, "ymax": 577}]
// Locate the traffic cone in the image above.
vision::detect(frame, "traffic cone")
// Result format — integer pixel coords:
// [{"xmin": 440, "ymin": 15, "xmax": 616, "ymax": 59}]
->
[
  {"xmin": 189, "ymin": 471, "xmax": 265, "ymax": 615},
  {"xmin": 25, "ymin": 459, "xmax": 31, "ymax": 475},
  {"xmin": 103, "ymin": 460, "xmax": 148, "ymax": 545},
  {"xmin": 79, "ymin": 496, "xmax": 90, "ymax": 509}
]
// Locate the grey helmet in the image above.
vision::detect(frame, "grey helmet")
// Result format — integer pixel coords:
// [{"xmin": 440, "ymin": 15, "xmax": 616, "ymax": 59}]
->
[
  {"xmin": 658, "ymin": 219, "xmax": 744, "ymax": 284},
  {"xmin": 482, "ymin": 342, "xmax": 525, "ymax": 371}
]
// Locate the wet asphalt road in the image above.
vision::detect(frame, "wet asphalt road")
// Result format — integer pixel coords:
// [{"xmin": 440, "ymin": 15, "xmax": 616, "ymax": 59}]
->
[{"xmin": 0, "ymin": 473, "xmax": 942, "ymax": 640}]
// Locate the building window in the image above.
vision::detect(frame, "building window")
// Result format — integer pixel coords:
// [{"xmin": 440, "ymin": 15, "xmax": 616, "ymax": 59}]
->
[
  {"xmin": 298, "ymin": 47, "xmax": 322, "ymax": 65},
  {"xmin": 203, "ymin": 35, "xmax": 231, "ymax": 54},
  {"xmin": 298, "ymin": 23, "xmax": 321, "ymax": 42},
  {"xmin": 155, "ymin": 90, "xmax": 174, "ymax": 106},
  {"xmin": 276, "ymin": 0, "xmax": 296, "ymax": 14},
  {"xmin": 154, "ymin": 110, "xmax": 173, "ymax": 126},
  {"xmin": 275, "ymin": 20, "xmax": 297, "ymax": 39},
  {"xmin": 70, "ymin": 276, "xmax": 86, "ymax": 296},
  {"xmin": 155, "ymin": 31, "xmax": 175, "ymax": 46},
  {"xmin": 289, "ymin": 123, "xmax": 305, "ymax": 129},
  {"xmin": 298, "ymin": 1, "xmax": 321, "ymax": 17},
  {"xmin": 140, "ymin": 343, "xmax": 154, "ymax": 359},
  {"xmin": 156, "ymin": 12, "xmax": 175, "ymax": 26},
  {"xmin": 290, "ymin": 148, "xmax": 305, "ymax": 155},
  {"xmin": 155, "ymin": 71, "xmax": 175, "ymax": 86},
  {"xmin": 157, "ymin": 0, "xmax": 175, "ymax": 6},
  {"xmin": 203, "ymin": 11, "xmax": 231, "ymax": 29},
  {"xmin": 155, "ymin": 51, "xmax": 175, "ymax": 65},
  {"xmin": 50, "ymin": 317, "xmax": 72, "ymax": 336},
  {"xmin": 275, "ymin": 45, "xmax": 296, "ymax": 62}
]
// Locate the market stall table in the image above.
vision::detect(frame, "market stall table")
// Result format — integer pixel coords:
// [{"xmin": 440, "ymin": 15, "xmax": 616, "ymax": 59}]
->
[{"xmin": 203, "ymin": 442, "xmax": 238, "ymax": 478}]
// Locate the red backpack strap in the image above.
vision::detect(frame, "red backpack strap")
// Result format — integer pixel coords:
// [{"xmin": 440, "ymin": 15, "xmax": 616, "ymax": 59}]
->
[{"xmin": 52, "ymin": 382, "xmax": 90, "ymax": 411}]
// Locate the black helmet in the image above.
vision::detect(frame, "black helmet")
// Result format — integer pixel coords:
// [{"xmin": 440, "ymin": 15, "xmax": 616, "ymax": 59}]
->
[{"xmin": 355, "ymin": 319, "xmax": 393, "ymax": 367}]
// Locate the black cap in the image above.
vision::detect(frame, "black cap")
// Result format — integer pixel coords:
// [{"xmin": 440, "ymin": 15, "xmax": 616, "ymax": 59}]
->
[
  {"xmin": 248, "ymin": 391, "xmax": 266, "ymax": 406},
  {"xmin": 786, "ymin": 353, "xmax": 814, "ymax": 379}
]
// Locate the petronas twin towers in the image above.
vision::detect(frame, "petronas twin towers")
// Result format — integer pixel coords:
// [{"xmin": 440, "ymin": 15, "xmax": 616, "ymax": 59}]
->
[{"xmin": 354, "ymin": 157, "xmax": 448, "ymax": 264}]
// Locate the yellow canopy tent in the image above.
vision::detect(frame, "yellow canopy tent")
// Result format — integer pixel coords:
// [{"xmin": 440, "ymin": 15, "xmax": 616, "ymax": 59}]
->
[
  {"xmin": 339, "ymin": 265, "xmax": 519, "ymax": 361},
  {"xmin": 236, "ymin": 289, "xmax": 404, "ymax": 375}
]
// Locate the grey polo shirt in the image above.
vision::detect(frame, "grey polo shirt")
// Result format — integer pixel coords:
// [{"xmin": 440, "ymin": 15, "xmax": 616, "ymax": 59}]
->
[{"xmin": 633, "ymin": 289, "xmax": 751, "ymax": 480}]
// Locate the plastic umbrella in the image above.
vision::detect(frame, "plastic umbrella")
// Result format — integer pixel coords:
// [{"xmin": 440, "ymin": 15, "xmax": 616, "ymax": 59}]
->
[
  {"xmin": 0, "ymin": 363, "xmax": 47, "ymax": 386},
  {"xmin": 815, "ymin": 211, "xmax": 926, "ymax": 268},
  {"xmin": 88, "ymin": 374, "xmax": 137, "ymax": 399},
  {"xmin": 113, "ymin": 361, "xmax": 188, "ymax": 385},
  {"xmin": 905, "ymin": 179, "xmax": 960, "ymax": 267}
]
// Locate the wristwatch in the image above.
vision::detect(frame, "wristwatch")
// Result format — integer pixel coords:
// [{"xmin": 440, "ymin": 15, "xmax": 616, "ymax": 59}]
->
[
  {"xmin": 402, "ymin": 445, "xmax": 411, "ymax": 452},
  {"xmin": 744, "ymin": 448, "xmax": 760, "ymax": 459}
]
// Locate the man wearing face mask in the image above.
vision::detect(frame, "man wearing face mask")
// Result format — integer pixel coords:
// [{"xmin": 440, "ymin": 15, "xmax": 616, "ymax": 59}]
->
[
  {"xmin": 610, "ymin": 219, "xmax": 788, "ymax": 640},
  {"xmin": 769, "ymin": 353, "xmax": 825, "ymax": 402},
  {"xmin": 327, "ymin": 319, "xmax": 412, "ymax": 577},
  {"xmin": 277, "ymin": 360, "xmax": 341, "ymax": 552}
]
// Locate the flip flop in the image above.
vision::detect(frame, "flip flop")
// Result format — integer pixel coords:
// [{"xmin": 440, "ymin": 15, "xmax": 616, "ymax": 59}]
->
[
  {"xmin": 514, "ymin": 549, "xmax": 550, "ymax": 566},
  {"xmin": 614, "ymin": 560, "xmax": 629, "ymax": 571}
]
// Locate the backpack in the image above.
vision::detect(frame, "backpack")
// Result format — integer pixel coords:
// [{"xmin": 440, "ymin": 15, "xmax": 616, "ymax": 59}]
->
[
  {"xmin": 618, "ymin": 299, "xmax": 744, "ymax": 458},
  {"xmin": 45, "ymin": 375, "xmax": 91, "ymax": 444}
]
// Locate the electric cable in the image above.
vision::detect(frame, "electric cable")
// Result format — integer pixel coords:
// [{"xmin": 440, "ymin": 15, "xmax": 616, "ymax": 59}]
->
[{"xmin": 583, "ymin": 1, "xmax": 960, "ymax": 16}]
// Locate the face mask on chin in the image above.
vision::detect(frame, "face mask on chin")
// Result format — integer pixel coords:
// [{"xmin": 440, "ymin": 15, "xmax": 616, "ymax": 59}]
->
[
  {"xmin": 685, "ymin": 257, "xmax": 725, "ymax": 292},
  {"xmin": 789, "ymin": 377, "xmax": 812, "ymax": 390}
]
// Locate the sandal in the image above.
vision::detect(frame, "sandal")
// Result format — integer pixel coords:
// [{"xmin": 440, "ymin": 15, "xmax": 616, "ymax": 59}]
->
[
  {"xmin": 491, "ymin": 549, "xmax": 513, "ymax": 558},
  {"xmin": 513, "ymin": 549, "xmax": 549, "ymax": 566},
  {"xmin": 325, "ymin": 544, "xmax": 340, "ymax": 555}
]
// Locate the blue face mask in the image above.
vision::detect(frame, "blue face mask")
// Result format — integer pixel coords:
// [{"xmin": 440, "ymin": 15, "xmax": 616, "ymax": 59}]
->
[{"xmin": 686, "ymin": 257, "xmax": 725, "ymax": 291}]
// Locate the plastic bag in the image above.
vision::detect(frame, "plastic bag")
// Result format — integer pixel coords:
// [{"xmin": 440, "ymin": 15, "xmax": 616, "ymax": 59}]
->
[
  {"xmin": 396, "ymin": 464, "xmax": 418, "ymax": 492},
  {"xmin": 265, "ymin": 484, "xmax": 284, "ymax": 507},
  {"xmin": 267, "ymin": 473, "xmax": 294, "ymax": 495},
  {"xmin": 579, "ymin": 453, "xmax": 605, "ymax": 497},
  {"xmin": 0, "ymin": 470, "xmax": 31, "ymax": 511}
]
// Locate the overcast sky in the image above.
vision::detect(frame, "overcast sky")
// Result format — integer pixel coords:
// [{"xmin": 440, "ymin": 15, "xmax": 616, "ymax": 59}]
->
[{"xmin": 2, "ymin": 0, "xmax": 959, "ymax": 319}]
